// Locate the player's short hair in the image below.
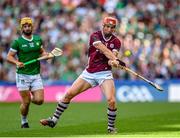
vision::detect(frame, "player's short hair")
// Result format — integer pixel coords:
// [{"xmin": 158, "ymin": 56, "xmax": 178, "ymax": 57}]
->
[
  {"xmin": 20, "ymin": 17, "xmax": 33, "ymax": 29},
  {"xmin": 103, "ymin": 17, "xmax": 117, "ymax": 27}
]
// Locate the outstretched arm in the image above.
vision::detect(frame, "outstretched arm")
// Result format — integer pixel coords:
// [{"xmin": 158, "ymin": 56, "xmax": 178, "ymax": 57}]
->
[
  {"xmin": 94, "ymin": 42, "xmax": 117, "ymax": 60},
  {"xmin": 93, "ymin": 42, "xmax": 120, "ymax": 67},
  {"xmin": 108, "ymin": 49, "xmax": 126, "ymax": 67},
  {"xmin": 91, "ymin": 33, "xmax": 125, "ymax": 67}
]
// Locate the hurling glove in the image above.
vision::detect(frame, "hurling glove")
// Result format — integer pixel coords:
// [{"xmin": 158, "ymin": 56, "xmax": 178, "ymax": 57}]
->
[{"xmin": 116, "ymin": 59, "xmax": 126, "ymax": 67}]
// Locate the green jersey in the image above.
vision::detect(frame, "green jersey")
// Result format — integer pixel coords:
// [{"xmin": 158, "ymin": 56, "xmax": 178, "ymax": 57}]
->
[{"xmin": 10, "ymin": 35, "xmax": 43, "ymax": 75}]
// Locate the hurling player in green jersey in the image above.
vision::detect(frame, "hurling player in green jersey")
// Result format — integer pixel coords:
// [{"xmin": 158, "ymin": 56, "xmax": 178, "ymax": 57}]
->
[{"xmin": 7, "ymin": 17, "xmax": 49, "ymax": 128}]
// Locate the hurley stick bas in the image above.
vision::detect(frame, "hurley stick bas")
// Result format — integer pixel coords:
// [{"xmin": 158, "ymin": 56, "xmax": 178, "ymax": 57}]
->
[{"xmin": 118, "ymin": 65, "xmax": 164, "ymax": 91}]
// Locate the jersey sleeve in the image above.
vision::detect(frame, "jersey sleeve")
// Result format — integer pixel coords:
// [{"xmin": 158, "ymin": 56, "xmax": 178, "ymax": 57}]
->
[
  {"xmin": 90, "ymin": 33, "xmax": 101, "ymax": 46},
  {"xmin": 10, "ymin": 40, "xmax": 19, "ymax": 52},
  {"xmin": 113, "ymin": 38, "xmax": 121, "ymax": 52},
  {"xmin": 35, "ymin": 35, "xmax": 43, "ymax": 48}
]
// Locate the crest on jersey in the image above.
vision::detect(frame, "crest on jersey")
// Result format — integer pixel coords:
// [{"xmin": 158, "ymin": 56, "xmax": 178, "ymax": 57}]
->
[
  {"xmin": 110, "ymin": 43, "xmax": 114, "ymax": 48},
  {"xmin": 29, "ymin": 43, "xmax": 34, "ymax": 47}
]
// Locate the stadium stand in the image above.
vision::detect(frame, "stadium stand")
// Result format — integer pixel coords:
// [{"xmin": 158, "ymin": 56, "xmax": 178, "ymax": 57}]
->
[{"xmin": 0, "ymin": 0, "xmax": 179, "ymax": 83}]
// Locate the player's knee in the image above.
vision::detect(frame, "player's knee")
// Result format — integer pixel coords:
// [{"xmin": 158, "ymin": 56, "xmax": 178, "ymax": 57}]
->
[
  {"xmin": 37, "ymin": 100, "xmax": 44, "ymax": 105},
  {"xmin": 107, "ymin": 98, "xmax": 116, "ymax": 108},
  {"xmin": 33, "ymin": 99, "xmax": 44, "ymax": 105}
]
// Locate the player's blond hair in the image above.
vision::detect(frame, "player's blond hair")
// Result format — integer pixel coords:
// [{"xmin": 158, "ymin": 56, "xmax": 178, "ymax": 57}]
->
[{"xmin": 20, "ymin": 17, "xmax": 33, "ymax": 29}]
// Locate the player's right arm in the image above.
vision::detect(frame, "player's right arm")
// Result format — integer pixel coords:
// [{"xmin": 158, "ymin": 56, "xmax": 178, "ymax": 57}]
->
[
  {"xmin": 91, "ymin": 34, "xmax": 121, "ymax": 67},
  {"xmin": 7, "ymin": 51, "xmax": 24, "ymax": 68},
  {"xmin": 108, "ymin": 49, "xmax": 126, "ymax": 67},
  {"xmin": 7, "ymin": 40, "xmax": 24, "ymax": 68},
  {"xmin": 94, "ymin": 41, "xmax": 117, "ymax": 61}
]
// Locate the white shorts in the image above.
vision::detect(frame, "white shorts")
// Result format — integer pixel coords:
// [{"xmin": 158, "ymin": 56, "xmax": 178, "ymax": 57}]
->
[
  {"xmin": 79, "ymin": 69, "xmax": 113, "ymax": 87},
  {"xmin": 16, "ymin": 73, "xmax": 43, "ymax": 91}
]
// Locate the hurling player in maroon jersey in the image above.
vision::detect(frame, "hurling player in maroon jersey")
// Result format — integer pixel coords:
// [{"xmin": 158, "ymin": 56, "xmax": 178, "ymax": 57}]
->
[{"xmin": 40, "ymin": 17, "xmax": 126, "ymax": 134}]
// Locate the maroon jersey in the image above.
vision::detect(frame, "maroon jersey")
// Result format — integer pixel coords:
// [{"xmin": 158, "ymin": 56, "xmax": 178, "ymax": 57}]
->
[{"xmin": 86, "ymin": 30, "xmax": 121, "ymax": 73}]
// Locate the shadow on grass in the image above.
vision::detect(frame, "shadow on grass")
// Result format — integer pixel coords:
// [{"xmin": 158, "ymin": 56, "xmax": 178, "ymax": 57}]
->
[{"xmin": 1, "ymin": 112, "xmax": 180, "ymax": 137}]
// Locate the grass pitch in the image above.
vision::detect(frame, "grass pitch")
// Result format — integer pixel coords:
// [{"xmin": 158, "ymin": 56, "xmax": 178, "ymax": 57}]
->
[{"xmin": 0, "ymin": 102, "xmax": 180, "ymax": 137}]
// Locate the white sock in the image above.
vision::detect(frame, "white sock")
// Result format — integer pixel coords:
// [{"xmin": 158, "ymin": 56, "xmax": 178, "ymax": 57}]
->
[
  {"xmin": 52, "ymin": 116, "xmax": 58, "ymax": 123},
  {"xmin": 21, "ymin": 115, "xmax": 28, "ymax": 124}
]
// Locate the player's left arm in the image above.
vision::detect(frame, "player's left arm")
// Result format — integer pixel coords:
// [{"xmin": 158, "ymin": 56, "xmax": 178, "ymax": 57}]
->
[
  {"xmin": 40, "ymin": 47, "xmax": 48, "ymax": 56},
  {"xmin": 39, "ymin": 47, "xmax": 53, "ymax": 61},
  {"xmin": 112, "ymin": 49, "xmax": 119, "ymax": 57},
  {"xmin": 108, "ymin": 51, "xmax": 126, "ymax": 67},
  {"xmin": 39, "ymin": 37, "xmax": 50, "ymax": 58},
  {"xmin": 108, "ymin": 39, "xmax": 126, "ymax": 67}
]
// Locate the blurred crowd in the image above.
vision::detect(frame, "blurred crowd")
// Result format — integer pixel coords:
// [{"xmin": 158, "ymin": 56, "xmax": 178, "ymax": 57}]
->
[{"xmin": 0, "ymin": 0, "xmax": 179, "ymax": 83}]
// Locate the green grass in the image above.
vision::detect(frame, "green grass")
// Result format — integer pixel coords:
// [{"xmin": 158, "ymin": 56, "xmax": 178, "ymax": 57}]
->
[{"xmin": 0, "ymin": 102, "xmax": 180, "ymax": 137}]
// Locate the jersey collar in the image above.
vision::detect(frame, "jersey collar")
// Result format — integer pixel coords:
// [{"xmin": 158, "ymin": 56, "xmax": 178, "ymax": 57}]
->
[
  {"xmin": 101, "ymin": 31, "xmax": 112, "ymax": 42},
  {"xmin": 22, "ymin": 35, "xmax": 33, "ymax": 41}
]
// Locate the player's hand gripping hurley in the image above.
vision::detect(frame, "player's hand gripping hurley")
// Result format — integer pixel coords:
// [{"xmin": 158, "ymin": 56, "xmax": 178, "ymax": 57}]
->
[
  {"xmin": 20, "ymin": 48, "xmax": 63, "ymax": 66},
  {"xmin": 118, "ymin": 65, "xmax": 164, "ymax": 91}
]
